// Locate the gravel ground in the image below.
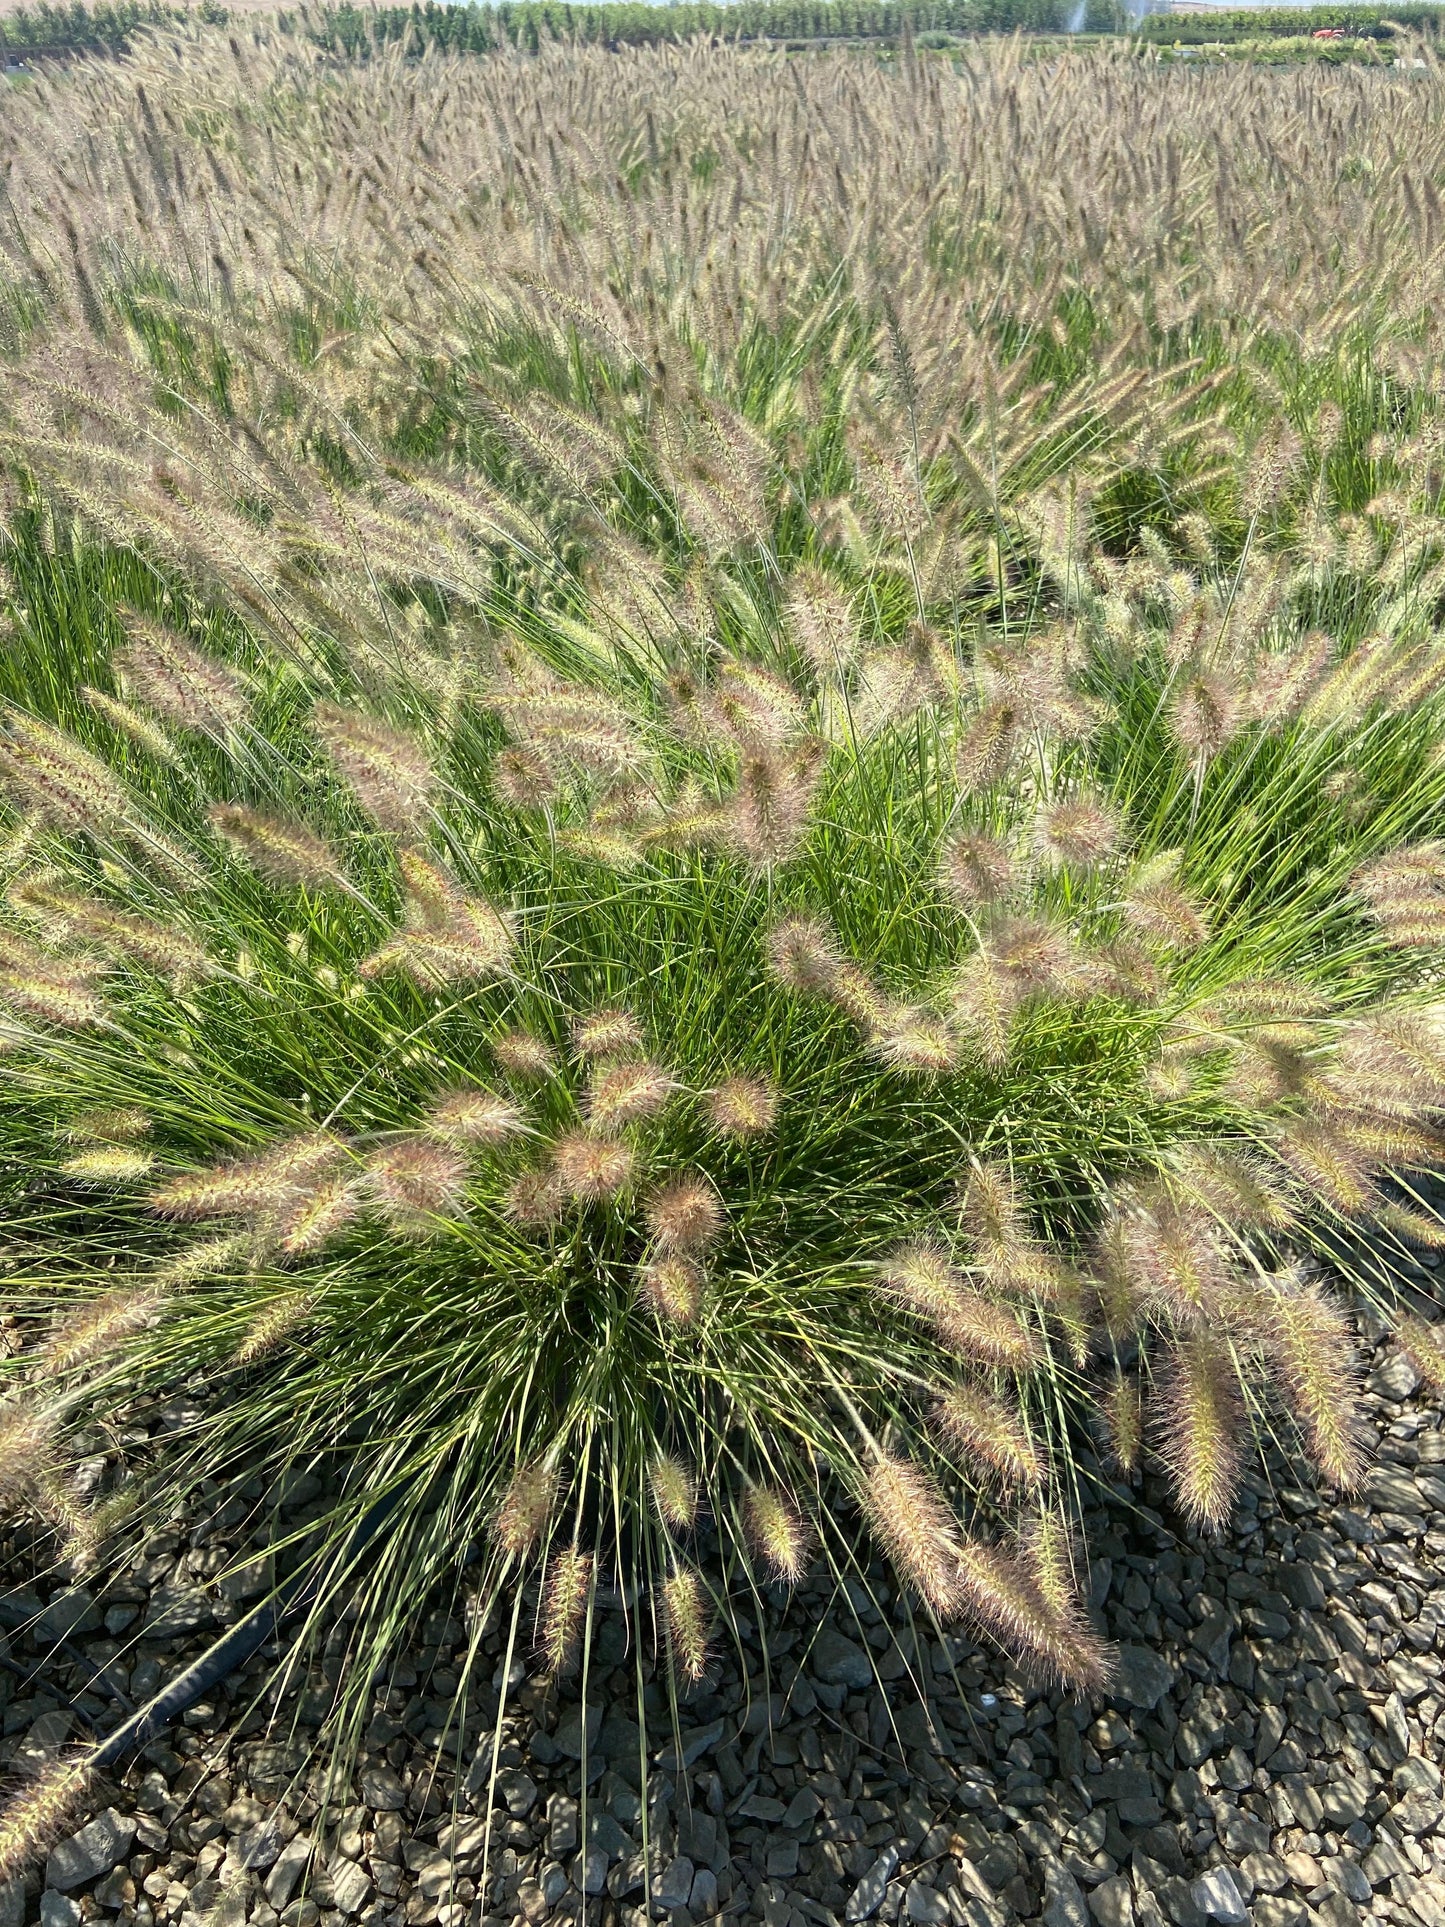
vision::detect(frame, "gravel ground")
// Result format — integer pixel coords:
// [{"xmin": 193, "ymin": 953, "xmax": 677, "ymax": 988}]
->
[{"xmin": 3, "ymin": 1315, "xmax": 1444, "ymax": 1927}]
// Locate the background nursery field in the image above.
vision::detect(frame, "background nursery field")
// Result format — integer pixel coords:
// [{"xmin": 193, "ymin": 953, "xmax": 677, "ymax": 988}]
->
[{"xmin": 2, "ymin": 18, "xmax": 1445, "ymax": 1927}]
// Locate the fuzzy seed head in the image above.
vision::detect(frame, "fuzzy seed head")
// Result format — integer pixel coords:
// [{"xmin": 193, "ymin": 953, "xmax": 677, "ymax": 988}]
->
[
  {"xmin": 315, "ymin": 703, "xmax": 434, "ymax": 836},
  {"xmin": 879, "ymin": 1240, "xmax": 1041, "ymax": 1371},
  {"xmin": 861, "ymin": 1452, "xmax": 964, "ymax": 1620},
  {"xmin": 43, "ymin": 1289, "xmax": 160, "ymax": 1375},
  {"xmin": 939, "ymin": 831, "xmax": 1018, "ymax": 907},
  {"xmin": 232, "ymin": 1290, "xmax": 315, "ymax": 1366},
  {"xmin": 1398, "ymin": 1316, "xmax": 1445, "ymax": 1396},
  {"xmin": 765, "ymin": 914, "xmax": 841, "ymax": 995},
  {"xmin": 650, "ymin": 1454, "xmax": 698, "ymax": 1532},
  {"xmin": 64, "ymin": 1106, "xmax": 151, "ymax": 1144},
  {"xmin": 208, "ymin": 804, "xmax": 343, "ymax": 889},
  {"xmin": 585, "ymin": 1059, "xmax": 677, "ymax": 1130},
  {"xmin": 61, "ymin": 1146, "xmax": 154, "ymax": 1182},
  {"xmin": 493, "ymin": 746, "xmax": 558, "ymax": 810},
  {"xmin": 705, "ymin": 1075, "xmax": 780, "ymax": 1139},
  {"xmin": 1099, "ymin": 1372, "xmax": 1143, "ymax": 1475},
  {"xmin": 115, "ymin": 613, "xmax": 250, "ymax": 733},
  {"xmin": 0, "ymin": 1400, "xmax": 56, "ymax": 1514},
  {"xmin": 503, "ymin": 1165, "xmax": 567, "ymax": 1229},
  {"xmin": 571, "ymin": 1007, "xmax": 643, "ymax": 1059},
  {"xmin": 868, "ymin": 1007, "xmax": 958, "ymax": 1075},
  {"xmin": 1261, "ymin": 1271, "xmax": 1364, "ymax": 1492},
  {"xmin": 645, "ymin": 1174, "xmax": 724, "ymax": 1253},
  {"xmin": 1156, "ymin": 1334, "xmax": 1245, "ymax": 1532},
  {"xmin": 0, "ymin": 1758, "xmax": 96, "ymax": 1886},
  {"xmin": 932, "ymin": 1384, "xmax": 1046, "ymax": 1489},
  {"xmin": 367, "ymin": 1137, "xmax": 468, "ymax": 1227},
  {"xmin": 554, "ymin": 1131, "xmax": 636, "ymax": 1202},
  {"xmin": 661, "ymin": 1567, "xmax": 710, "ymax": 1683},
  {"xmin": 743, "ymin": 1484, "xmax": 814, "ymax": 1585},
  {"xmin": 275, "ymin": 1175, "xmax": 361, "ymax": 1256},
  {"xmin": 540, "ymin": 1547, "xmax": 593, "ymax": 1677},
  {"xmin": 1121, "ymin": 853, "xmax": 1209, "ymax": 951},
  {"xmin": 1033, "ymin": 795, "xmax": 1122, "ymax": 870},
  {"xmin": 425, "ymin": 1086, "xmax": 526, "ymax": 1146},
  {"xmin": 492, "ymin": 1028, "xmax": 557, "ymax": 1079},
  {"xmin": 495, "ymin": 1460, "xmax": 557, "ymax": 1559},
  {"xmin": 639, "ymin": 1255, "xmax": 704, "ymax": 1324}
]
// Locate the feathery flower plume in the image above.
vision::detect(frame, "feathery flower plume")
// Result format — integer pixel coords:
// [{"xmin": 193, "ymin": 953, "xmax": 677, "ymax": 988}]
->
[
  {"xmin": 939, "ymin": 831, "xmax": 1018, "ymax": 907},
  {"xmin": 711, "ymin": 658, "xmax": 807, "ymax": 750},
  {"xmin": 948, "ymin": 953, "xmax": 1022, "ymax": 1069},
  {"xmin": 232, "ymin": 1292, "xmax": 316, "ymax": 1366},
  {"xmin": 11, "ymin": 881, "xmax": 211, "ymax": 987},
  {"xmin": 861, "ymin": 1452, "xmax": 964, "ymax": 1619},
  {"xmin": 1379, "ymin": 1201, "xmax": 1445, "ymax": 1249},
  {"xmin": 867, "ymin": 1006, "xmax": 958, "ymax": 1075},
  {"xmin": 64, "ymin": 1106, "xmax": 151, "ymax": 1143},
  {"xmin": 275, "ymin": 1175, "xmax": 361, "ymax": 1256},
  {"xmin": 0, "ymin": 958, "xmax": 107, "ymax": 1030},
  {"xmin": 955, "ymin": 702, "xmax": 1021, "ymax": 794},
  {"xmin": 1156, "ymin": 1334, "xmax": 1245, "ymax": 1531},
  {"xmin": 208, "ymin": 804, "xmax": 344, "ymax": 889},
  {"xmin": 571, "ymin": 1008, "xmax": 643, "ymax": 1059},
  {"xmin": 81, "ymin": 685, "xmax": 183, "ymax": 766},
  {"xmin": 0, "ymin": 1756, "xmax": 96, "ymax": 1885},
  {"xmin": 785, "ymin": 567, "xmax": 858, "ymax": 680},
  {"xmin": 0, "ymin": 709, "xmax": 129, "ymax": 833},
  {"xmin": 1167, "ymin": 1145, "xmax": 1298, "ymax": 1232},
  {"xmin": 932, "ymin": 1384, "xmax": 1045, "ymax": 1489},
  {"xmin": 540, "ymin": 1547, "xmax": 593, "ymax": 1677},
  {"xmin": 1398, "ymin": 1315, "xmax": 1445, "ymax": 1396},
  {"xmin": 426, "ymin": 1086, "xmax": 526, "ymax": 1145},
  {"xmin": 314, "ymin": 703, "xmax": 434, "ymax": 836},
  {"xmin": 1099, "ymin": 1371, "xmax": 1143, "ymax": 1474},
  {"xmin": 492, "ymin": 1029, "xmax": 557, "ymax": 1080},
  {"xmin": 1168, "ymin": 668, "xmax": 1243, "ymax": 760},
  {"xmin": 42, "ymin": 1288, "xmax": 161, "ymax": 1375},
  {"xmin": 553, "ymin": 1131, "xmax": 636, "ymax": 1202},
  {"xmin": 1262, "ymin": 1272, "xmax": 1364, "ymax": 1491},
  {"xmin": 492, "ymin": 747, "xmax": 558, "ymax": 811},
  {"xmin": 645, "ymin": 1175, "xmax": 724, "ymax": 1253},
  {"xmin": 1120, "ymin": 852, "xmax": 1209, "ymax": 951},
  {"xmin": 878, "ymin": 1240, "xmax": 1041, "ymax": 1371},
  {"xmin": 1273, "ymin": 1119, "xmax": 1377, "ymax": 1217},
  {"xmin": 725, "ymin": 742, "xmax": 823, "ymax": 868},
  {"xmin": 958, "ymin": 1161, "xmax": 1028, "ymax": 1256},
  {"xmin": 705, "ymin": 1075, "xmax": 780, "ymax": 1139},
  {"xmin": 152, "ymin": 1233, "xmax": 256, "ymax": 1286},
  {"xmin": 503, "ymin": 1166, "xmax": 567, "ymax": 1230},
  {"xmin": 1016, "ymin": 1512, "xmax": 1114, "ymax": 1691},
  {"xmin": 1033, "ymin": 795, "xmax": 1122, "ymax": 871},
  {"xmin": 828, "ymin": 962, "xmax": 887, "ymax": 1028},
  {"xmin": 765, "ymin": 914, "xmax": 841, "ymax": 995},
  {"xmin": 1109, "ymin": 1186, "xmax": 1232, "ymax": 1324},
  {"xmin": 150, "ymin": 1133, "xmax": 346, "ymax": 1222},
  {"xmin": 639, "ymin": 1256, "xmax": 704, "ymax": 1324},
  {"xmin": 650, "ymin": 1454, "xmax": 698, "ymax": 1532},
  {"xmin": 661, "ymin": 1567, "xmax": 710, "ymax": 1684},
  {"xmin": 495, "ymin": 1460, "xmax": 557, "ymax": 1559},
  {"xmin": 0, "ymin": 1400, "xmax": 56, "ymax": 1514},
  {"xmin": 115, "ymin": 611, "xmax": 250, "ymax": 733},
  {"xmin": 585, "ymin": 1059, "xmax": 677, "ymax": 1130},
  {"xmin": 1352, "ymin": 843, "xmax": 1445, "ymax": 947},
  {"xmin": 61, "ymin": 1146, "xmax": 154, "ymax": 1182},
  {"xmin": 367, "ymin": 1138, "xmax": 468, "ymax": 1228},
  {"xmin": 742, "ymin": 1485, "xmax": 814, "ymax": 1585}
]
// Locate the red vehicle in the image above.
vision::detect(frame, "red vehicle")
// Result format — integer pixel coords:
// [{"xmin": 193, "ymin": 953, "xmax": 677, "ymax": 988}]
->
[{"xmin": 1312, "ymin": 26, "xmax": 1346, "ymax": 37}]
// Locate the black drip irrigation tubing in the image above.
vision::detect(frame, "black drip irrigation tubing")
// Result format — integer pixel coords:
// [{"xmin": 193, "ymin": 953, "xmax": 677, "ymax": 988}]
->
[{"xmin": 29, "ymin": 1483, "xmax": 411, "ymax": 1773}]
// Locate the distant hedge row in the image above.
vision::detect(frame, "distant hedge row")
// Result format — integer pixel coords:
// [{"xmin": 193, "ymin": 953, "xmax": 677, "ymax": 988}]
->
[{"xmin": 2, "ymin": 0, "xmax": 1443, "ymax": 63}]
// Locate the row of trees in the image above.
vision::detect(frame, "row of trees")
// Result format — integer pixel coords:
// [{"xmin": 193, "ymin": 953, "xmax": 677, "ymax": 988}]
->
[{"xmin": 0, "ymin": 0, "xmax": 1441, "ymax": 61}]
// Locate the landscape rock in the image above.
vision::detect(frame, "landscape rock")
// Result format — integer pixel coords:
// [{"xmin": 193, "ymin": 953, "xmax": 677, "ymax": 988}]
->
[{"xmin": 45, "ymin": 1812, "xmax": 137, "ymax": 1891}]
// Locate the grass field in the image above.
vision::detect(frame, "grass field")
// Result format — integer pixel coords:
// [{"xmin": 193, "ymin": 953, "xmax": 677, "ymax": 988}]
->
[{"xmin": 3, "ymin": 15, "xmax": 1445, "ymax": 1868}]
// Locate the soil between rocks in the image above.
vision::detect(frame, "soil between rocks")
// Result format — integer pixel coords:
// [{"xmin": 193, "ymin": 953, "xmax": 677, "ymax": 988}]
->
[{"xmin": 2, "ymin": 1316, "xmax": 1444, "ymax": 1927}]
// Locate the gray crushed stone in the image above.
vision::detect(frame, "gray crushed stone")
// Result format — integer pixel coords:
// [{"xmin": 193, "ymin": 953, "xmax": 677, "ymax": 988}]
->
[{"xmin": 3, "ymin": 1321, "xmax": 1444, "ymax": 1927}]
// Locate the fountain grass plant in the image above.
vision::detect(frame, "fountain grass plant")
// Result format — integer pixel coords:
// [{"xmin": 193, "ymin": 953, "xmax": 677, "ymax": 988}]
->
[{"xmin": 2, "ymin": 16, "xmax": 1445, "ymax": 1875}]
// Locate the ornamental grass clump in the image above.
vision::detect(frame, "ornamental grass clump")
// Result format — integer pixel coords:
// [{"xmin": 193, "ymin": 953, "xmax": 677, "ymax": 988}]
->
[{"xmin": 0, "ymin": 17, "xmax": 1444, "ymax": 1856}]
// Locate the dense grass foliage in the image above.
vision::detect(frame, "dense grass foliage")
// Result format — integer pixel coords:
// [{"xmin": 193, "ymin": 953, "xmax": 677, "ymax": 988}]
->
[{"xmin": 3, "ymin": 19, "xmax": 1445, "ymax": 1869}]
